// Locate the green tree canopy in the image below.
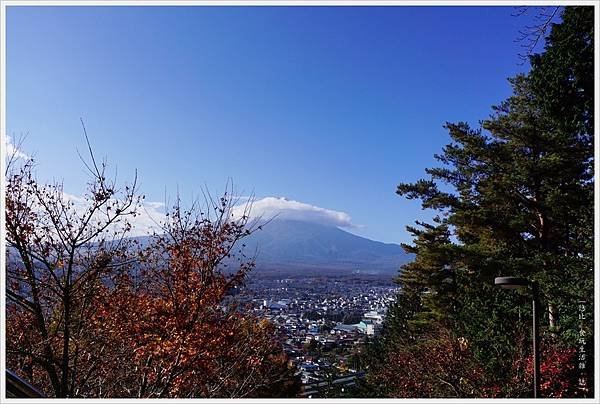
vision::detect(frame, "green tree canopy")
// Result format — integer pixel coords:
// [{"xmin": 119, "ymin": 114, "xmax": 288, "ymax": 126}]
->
[{"xmin": 364, "ymin": 6, "xmax": 594, "ymax": 398}]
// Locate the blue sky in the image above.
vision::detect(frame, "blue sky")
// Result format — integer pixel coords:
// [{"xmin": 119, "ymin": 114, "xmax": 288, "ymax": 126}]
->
[{"xmin": 6, "ymin": 6, "xmax": 544, "ymax": 244}]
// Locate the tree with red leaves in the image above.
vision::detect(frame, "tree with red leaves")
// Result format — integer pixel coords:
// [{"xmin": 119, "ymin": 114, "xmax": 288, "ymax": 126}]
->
[{"xmin": 5, "ymin": 138, "xmax": 299, "ymax": 398}]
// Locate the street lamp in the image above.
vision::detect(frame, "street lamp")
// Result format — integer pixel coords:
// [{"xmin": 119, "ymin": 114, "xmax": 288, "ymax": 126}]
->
[{"xmin": 494, "ymin": 277, "xmax": 540, "ymax": 398}]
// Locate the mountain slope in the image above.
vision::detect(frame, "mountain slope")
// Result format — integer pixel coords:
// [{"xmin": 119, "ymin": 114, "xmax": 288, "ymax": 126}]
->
[{"xmin": 242, "ymin": 219, "xmax": 409, "ymax": 274}]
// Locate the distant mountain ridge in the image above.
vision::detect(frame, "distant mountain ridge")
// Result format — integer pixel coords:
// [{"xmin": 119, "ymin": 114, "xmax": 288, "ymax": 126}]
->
[
  {"xmin": 7, "ymin": 219, "xmax": 410, "ymax": 276},
  {"xmin": 241, "ymin": 219, "xmax": 410, "ymax": 274}
]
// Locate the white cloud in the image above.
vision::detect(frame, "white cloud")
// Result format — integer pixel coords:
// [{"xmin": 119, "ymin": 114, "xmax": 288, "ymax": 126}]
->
[
  {"xmin": 234, "ymin": 196, "xmax": 358, "ymax": 229},
  {"xmin": 4, "ymin": 135, "xmax": 31, "ymax": 160},
  {"xmin": 133, "ymin": 201, "xmax": 168, "ymax": 236},
  {"xmin": 62, "ymin": 192, "xmax": 167, "ymax": 237},
  {"xmin": 28, "ymin": 191, "xmax": 357, "ymax": 238}
]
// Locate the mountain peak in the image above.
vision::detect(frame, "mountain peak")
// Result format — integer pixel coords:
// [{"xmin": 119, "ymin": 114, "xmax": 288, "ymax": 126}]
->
[{"xmin": 245, "ymin": 218, "xmax": 409, "ymax": 274}]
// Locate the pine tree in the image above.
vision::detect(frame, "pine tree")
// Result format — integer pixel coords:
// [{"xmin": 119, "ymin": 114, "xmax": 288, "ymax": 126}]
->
[
  {"xmin": 367, "ymin": 6, "xmax": 594, "ymax": 397},
  {"xmin": 396, "ymin": 219, "xmax": 457, "ymax": 331}
]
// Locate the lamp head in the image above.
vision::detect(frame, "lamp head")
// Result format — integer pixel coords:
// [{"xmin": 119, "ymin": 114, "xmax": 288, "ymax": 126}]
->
[{"xmin": 494, "ymin": 276, "xmax": 530, "ymax": 289}]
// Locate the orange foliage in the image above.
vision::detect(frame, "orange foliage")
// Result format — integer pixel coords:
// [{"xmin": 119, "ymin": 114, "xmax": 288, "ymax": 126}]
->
[{"xmin": 6, "ymin": 149, "xmax": 298, "ymax": 398}]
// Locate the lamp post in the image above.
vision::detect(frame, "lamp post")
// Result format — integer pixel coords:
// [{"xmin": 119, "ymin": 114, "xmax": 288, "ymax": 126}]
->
[{"xmin": 494, "ymin": 276, "xmax": 540, "ymax": 398}]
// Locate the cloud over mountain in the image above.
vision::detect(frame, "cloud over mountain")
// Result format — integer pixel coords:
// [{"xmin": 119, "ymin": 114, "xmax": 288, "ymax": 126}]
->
[
  {"xmin": 48, "ymin": 194, "xmax": 357, "ymax": 237},
  {"xmin": 235, "ymin": 196, "xmax": 358, "ymax": 229}
]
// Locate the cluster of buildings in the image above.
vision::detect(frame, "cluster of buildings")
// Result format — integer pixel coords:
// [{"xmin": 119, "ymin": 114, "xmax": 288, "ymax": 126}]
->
[{"xmin": 237, "ymin": 274, "xmax": 397, "ymax": 397}]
